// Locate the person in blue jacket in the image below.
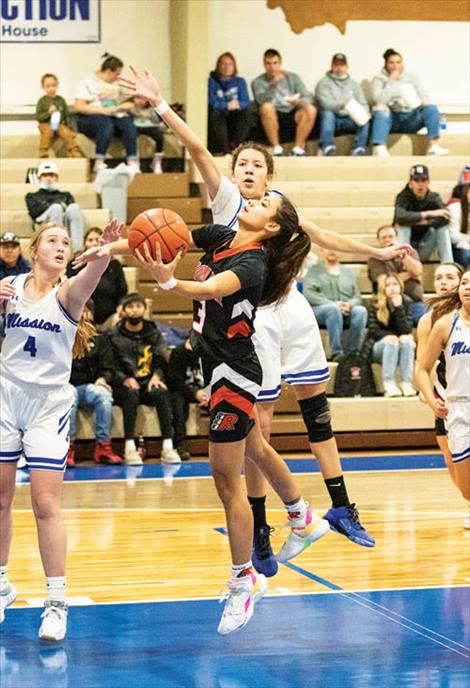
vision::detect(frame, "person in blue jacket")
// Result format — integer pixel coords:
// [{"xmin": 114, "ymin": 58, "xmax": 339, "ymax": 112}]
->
[{"xmin": 208, "ymin": 52, "xmax": 252, "ymax": 155}]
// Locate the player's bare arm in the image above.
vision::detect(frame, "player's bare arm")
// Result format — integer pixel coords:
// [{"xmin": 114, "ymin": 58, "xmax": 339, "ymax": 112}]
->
[{"xmin": 119, "ymin": 65, "xmax": 221, "ymax": 200}]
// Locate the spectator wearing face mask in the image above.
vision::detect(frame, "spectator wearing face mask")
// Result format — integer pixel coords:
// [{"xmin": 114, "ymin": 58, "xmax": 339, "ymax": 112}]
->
[{"xmin": 24, "ymin": 160, "xmax": 85, "ymax": 252}]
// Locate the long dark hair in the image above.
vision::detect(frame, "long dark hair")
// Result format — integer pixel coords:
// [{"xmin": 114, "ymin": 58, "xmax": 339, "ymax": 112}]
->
[
  {"xmin": 260, "ymin": 196, "xmax": 311, "ymax": 306},
  {"xmin": 100, "ymin": 52, "xmax": 123, "ymax": 72},
  {"xmin": 460, "ymin": 183, "xmax": 469, "ymax": 234},
  {"xmin": 429, "ymin": 268, "xmax": 470, "ymax": 325}
]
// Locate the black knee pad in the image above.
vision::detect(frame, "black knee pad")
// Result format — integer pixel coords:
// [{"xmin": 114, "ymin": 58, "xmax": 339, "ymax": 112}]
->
[{"xmin": 298, "ymin": 393, "xmax": 333, "ymax": 443}]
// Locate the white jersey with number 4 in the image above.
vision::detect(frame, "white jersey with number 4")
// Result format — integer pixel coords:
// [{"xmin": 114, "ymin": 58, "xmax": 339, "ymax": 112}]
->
[
  {"xmin": 211, "ymin": 177, "xmax": 329, "ymax": 401},
  {"xmin": 1, "ymin": 273, "xmax": 78, "ymax": 388}
]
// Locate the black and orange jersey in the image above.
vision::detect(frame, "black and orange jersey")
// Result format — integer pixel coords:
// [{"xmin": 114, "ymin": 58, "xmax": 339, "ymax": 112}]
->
[{"xmin": 190, "ymin": 225, "xmax": 267, "ymax": 360}]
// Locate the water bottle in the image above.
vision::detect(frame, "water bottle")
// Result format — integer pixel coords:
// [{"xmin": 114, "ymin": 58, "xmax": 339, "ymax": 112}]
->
[
  {"xmin": 137, "ymin": 436, "xmax": 147, "ymax": 460},
  {"xmin": 439, "ymin": 115, "xmax": 447, "ymax": 132}
]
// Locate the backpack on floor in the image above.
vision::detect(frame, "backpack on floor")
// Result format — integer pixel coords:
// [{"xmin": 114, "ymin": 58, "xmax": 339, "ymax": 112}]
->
[{"xmin": 333, "ymin": 351, "xmax": 377, "ymax": 397}]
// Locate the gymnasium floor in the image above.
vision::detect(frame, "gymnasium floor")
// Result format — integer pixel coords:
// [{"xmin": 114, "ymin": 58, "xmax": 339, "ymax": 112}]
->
[{"xmin": 1, "ymin": 453, "xmax": 469, "ymax": 688}]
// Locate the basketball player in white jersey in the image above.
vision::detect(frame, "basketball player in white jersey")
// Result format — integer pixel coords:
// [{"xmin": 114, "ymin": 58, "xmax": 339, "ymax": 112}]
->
[
  {"xmin": 418, "ymin": 269, "xmax": 470, "ymax": 516},
  {"xmin": 415, "ymin": 263, "xmax": 468, "ymax": 527},
  {"xmin": 0, "ymin": 219, "xmax": 120, "ymax": 640},
  {"xmin": 115, "ymin": 65, "xmax": 414, "ymax": 573}
]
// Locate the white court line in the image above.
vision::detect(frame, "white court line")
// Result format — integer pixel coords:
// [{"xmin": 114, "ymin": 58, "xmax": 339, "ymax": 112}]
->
[
  {"xmin": 11, "ymin": 582, "xmax": 469, "ymax": 608},
  {"xmin": 16, "ymin": 465, "xmax": 449, "ymax": 486},
  {"xmin": 11, "ymin": 507, "xmax": 470, "ymax": 516}
]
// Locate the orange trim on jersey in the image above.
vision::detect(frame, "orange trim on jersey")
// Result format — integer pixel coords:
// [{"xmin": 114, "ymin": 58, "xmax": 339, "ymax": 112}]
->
[
  {"xmin": 213, "ymin": 240, "xmax": 263, "ymax": 263},
  {"xmin": 227, "ymin": 320, "xmax": 252, "ymax": 339},
  {"xmin": 210, "ymin": 385, "xmax": 255, "ymax": 419}
]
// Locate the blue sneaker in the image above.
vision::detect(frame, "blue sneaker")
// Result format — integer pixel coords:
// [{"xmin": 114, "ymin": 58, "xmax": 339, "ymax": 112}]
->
[
  {"xmin": 252, "ymin": 526, "xmax": 278, "ymax": 577},
  {"xmin": 323, "ymin": 504, "xmax": 375, "ymax": 547}
]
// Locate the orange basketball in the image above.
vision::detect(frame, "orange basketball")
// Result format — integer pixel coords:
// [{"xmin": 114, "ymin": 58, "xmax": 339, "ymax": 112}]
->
[{"xmin": 128, "ymin": 208, "xmax": 189, "ymax": 264}]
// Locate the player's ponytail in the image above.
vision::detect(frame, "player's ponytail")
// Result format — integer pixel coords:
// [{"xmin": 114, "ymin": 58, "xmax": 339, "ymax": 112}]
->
[
  {"xmin": 260, "ymin": 196, "xmax": 311, "ymax": 306},
  {"xmin": 72, "ymin": 309, "xmax": 97, "ymax": 359}
]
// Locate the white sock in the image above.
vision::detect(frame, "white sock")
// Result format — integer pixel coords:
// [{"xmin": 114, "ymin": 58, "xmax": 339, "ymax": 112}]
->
[
  {"xmin": 125, "ymin": 439, "xmax": 136, "ymax": 452},
  {"xmin": 0, "ymin": 566, "xmax": 9, "ymax": 593},
  {"xmin": 162, "ymin": 438, "xmax": 174, "ymax": 451},
  {"xmin": 231, "ymin": 561, "xmax": 252, "ymax": 579},
  {"xmin": 285, "ymin": 496, "xmax": 307, "ymax": 519},
  {"xmin": 46, "ymin": 576, "xmax": 66, "ymax": 603}
]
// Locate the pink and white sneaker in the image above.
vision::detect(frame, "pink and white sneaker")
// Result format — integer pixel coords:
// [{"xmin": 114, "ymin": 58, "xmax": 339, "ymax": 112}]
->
[
  {"xmin": 276, "ymin": 505, "xmax": 329, "ymax": 562},
  {"xmin": 217, "ymin": 569, "xmax": 267, "ymax": 635}
]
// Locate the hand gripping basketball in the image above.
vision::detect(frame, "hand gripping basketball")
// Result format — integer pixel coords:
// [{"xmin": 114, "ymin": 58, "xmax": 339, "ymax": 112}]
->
[{"xmin": 128, "ymin": 208, "xmax": 189, "ymax": 263}]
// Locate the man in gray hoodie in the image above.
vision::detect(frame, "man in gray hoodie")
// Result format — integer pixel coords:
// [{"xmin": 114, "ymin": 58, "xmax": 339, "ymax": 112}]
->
[{"xmin": 314, "ymin": 53, "xmax": 370, "ymax": 156}]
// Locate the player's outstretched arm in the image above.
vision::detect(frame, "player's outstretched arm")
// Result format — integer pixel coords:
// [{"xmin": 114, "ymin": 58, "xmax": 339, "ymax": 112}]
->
[
  {"xmin": 119, "ymin": 66, "xmax": 222, "ymax": 200},
  {"xmin": 299, "ymin": 215, "xmax": 411, "ymax": 261},
  {"xmin": 60, "ymin": 218, "xmax": 121, "ymax": 320},
  {"xmin": 134, "ymin": 242, "xmax": 240, "ymax": 301}
]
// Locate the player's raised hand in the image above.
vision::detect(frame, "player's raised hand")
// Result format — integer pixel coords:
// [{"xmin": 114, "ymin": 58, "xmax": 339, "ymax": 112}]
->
[
  {"xmin": 377, "ymin": 243, "xmax": 413, "ymax": 262},
  {"xmin": 100, "ymin": 217, "xmax": 122, "ymax": 246},
  {"xmin": 134, "ymin": 241, "xmax": 182, "ymax": 285},
  {"xmin": 72, "ymin": 244, "xmax": 111, "ymax": 270},
  {"xmin": 119, "ymin": 65, "xmax": 161, "ymax": 106}
]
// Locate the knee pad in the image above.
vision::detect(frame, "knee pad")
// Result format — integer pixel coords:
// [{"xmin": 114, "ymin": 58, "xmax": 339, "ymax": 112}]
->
[{"xmin": 298, "ymin": 393, "xmax": 333, "ymax": 443}]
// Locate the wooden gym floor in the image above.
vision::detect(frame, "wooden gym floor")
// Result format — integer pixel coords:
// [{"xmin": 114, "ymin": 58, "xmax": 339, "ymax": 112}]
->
[{"xmin": 1, "ymin": 452, "xmax": 469, "ymax": 687}]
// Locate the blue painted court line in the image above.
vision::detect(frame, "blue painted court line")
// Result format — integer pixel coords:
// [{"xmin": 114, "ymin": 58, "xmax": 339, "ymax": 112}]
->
[
  {"xmin": 13, "ymin": 452, "xmax": 446, "ymax": 484},
  {"xmin": 2, "ymin": 587, "xmax": 468, "ymax": 688}
]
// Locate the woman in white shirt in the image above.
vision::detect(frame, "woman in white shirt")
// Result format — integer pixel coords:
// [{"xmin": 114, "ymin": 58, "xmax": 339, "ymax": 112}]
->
[{"xmin": 74, "ymin": 53, "xmax": 138, "ymax": 172}]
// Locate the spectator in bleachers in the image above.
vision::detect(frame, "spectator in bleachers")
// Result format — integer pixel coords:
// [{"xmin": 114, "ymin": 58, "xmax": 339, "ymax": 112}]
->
[
  {"xmin": 130, "ymin": 96, "xmax": 165, "ymax": 174},
  {"xmin": 166, "ymin": 337, "xmax": 208, "ymax": 461},
  {"xmin": 67, "ymin": 227, "xmax": 128, "ymax": 330},
  {"xmin": 314, "ymin": 53, "xmax": 370, "ymax": 157},
  {"xmin": 67, "ymin": 301, "xmax": 122, "ymax": 468},
  {"xmin": 108, "ymin": 292, "xmax": 180, "ymax": 466},
  {"xmin": 208, "ymin": 52, "xmax": 252, "ymax": 155},
  {"xmin": 370, "ymin": 48, "xmax": 449, "ymax": 157},
  {"xmin": 368, "ymin": 224, "xmax": 426, "ymax": 324},
  {"xmin": 303, "ymin": 249, "xmax": 368, "ymax": 361},
  {"xmin": 447, "ymin": 183, "xmax": 470, "ymax": 267},
  {"xmin": 73, "ymin": 52, "xmax": 138, "ymax": 173},
  {"xmin": 367, "ymin": 274, "xmax": 417, "ymax": 397},
  {"xmin": 25, "ymin": 160, "xmax": 84, "ymax": 252},
  {"xmin": 36, "ymin": 73, "xmax": 83, "ymax": 159},
  {"xmin": 0, "ymin": 232, "xmax": 31, "ymax": 280},
  {"xmin": 251, "ymin": 48, "xmax": 316, "ymax": 156},
  {"xmin": 394, "ymin": 164, "xmax": 453, "ymax": 264}
]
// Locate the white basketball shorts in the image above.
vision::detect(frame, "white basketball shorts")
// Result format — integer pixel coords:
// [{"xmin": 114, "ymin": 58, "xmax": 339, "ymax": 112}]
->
[
  {"xmin": 446, "ymin": 398, "xmax": 470, "ymax": 463},
  {"xmin": 0, "ymin": 375, "xmax": 74, "ymax": 471},
  {"xmin": 253, "ymin": 287, "xmax": 329, "ymax": 403}
]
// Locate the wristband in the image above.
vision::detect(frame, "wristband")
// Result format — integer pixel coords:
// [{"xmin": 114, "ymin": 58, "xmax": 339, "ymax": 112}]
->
[
  {"xmin": 155, "ymin": 100, "xmax": 170, "ymax": 116},
  {"xmin": 159, "ymin": 276, "xmax": 177, "ymax": 291}
]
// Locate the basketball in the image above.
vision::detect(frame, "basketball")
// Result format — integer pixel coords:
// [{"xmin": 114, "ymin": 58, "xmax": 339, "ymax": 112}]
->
[{"xmin": 128, "ymin": 207, "xmax": 189, "ymax": 263}]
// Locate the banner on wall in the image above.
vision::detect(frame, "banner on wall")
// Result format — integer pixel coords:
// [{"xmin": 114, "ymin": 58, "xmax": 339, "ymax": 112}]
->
[{"xmin": 0, "ymin": 0, "xmax": 101, "ymax": 43}]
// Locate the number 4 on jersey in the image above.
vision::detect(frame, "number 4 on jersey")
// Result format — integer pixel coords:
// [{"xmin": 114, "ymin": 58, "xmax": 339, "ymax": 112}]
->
[{"xmin": 23, "ymin": 335, "xmax": 37, "ymax": 357}]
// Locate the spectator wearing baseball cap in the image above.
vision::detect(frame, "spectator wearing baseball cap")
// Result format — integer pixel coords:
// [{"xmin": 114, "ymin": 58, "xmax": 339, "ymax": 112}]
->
[
  {"xmin": 24, "ymin": 160, "xmax": 84, "ymax": 252},
  {"xmin": 393, "ymin": 164, "xmax": 453, "ymax": 263},
  {"xmin": 0, "ymin": 232, "xmax": 31, "ymax": 280},
  {"xmin": 314, "ymin": 53, "xmax": 370, "ymax": 156},
  {"xmin": 370, "ymin": 48, "xmax": 449, "ymax": 157}
]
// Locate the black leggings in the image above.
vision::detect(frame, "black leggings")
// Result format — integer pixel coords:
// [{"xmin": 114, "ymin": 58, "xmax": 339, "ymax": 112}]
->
[{"xmin": 113, "ymin": 384, "xmax": 174, "ymax": 439}]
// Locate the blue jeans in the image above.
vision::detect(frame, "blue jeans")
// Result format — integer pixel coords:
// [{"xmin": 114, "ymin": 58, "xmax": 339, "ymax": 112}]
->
[
  {"xmin": 397, "ymin": 226, "xmax": 453, "ymax": 263},
  {"xmin": 313, "ymin": 303, "xmax": 368, "ymax": 356},
  {"xmin": 69, "ymin": 384, "xmax": 114, "ymax": 441},
  {"xmin": 409, "ymin": 300, "xmax": 427, "ymax": 326},
  {"xmin": 319, "ymin": 111, "xmax": 370, "ymax": 150},
  {"xmin": 452, "ymin": 245, "xmax": 470, "ymax": 268},
  {"xmin": 371, "ymin": 105, "xmax": 441, "ymax": 145},
  {"xmin": 372, "ymin": 337, "xmax": 416, "ymax": 384},
  {"xmin": 77, "ymin": 114, "xmax": 137, "ymax": 158},
  {"xmin": 36, "ymin": 202, "xmax": 84, "ymax": 253}
]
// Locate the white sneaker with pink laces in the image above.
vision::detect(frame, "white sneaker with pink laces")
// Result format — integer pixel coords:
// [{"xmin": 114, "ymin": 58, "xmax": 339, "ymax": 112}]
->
[
  {"xmin": 218, "ymin": 570, "xmax": 267, "ymax": 635},
  {"xmin": 276, "ymin": 505, "xmax": 329, "ymax": 562}
]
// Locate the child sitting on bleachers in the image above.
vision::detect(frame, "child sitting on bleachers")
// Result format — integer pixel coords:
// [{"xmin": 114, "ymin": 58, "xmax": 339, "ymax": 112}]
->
[{"xmin": 36, "ymin": 73, "xmax": 82, "ymax": 159}]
